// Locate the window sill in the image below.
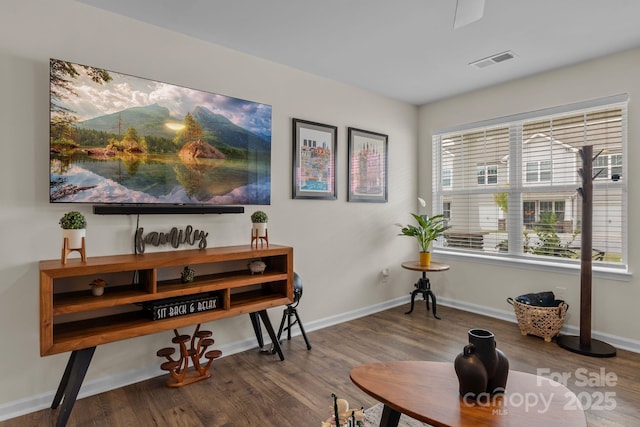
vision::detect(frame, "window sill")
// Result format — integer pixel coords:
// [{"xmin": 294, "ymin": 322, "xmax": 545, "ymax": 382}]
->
[{"xmin": 433, "ymin": 249, "xmax": 632, "ymax": 282}]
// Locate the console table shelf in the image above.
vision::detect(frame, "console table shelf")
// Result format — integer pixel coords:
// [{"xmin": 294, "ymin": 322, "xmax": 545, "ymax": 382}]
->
[
  {"xmin": 52, "ymin": 287, "xmax": 151, "ymax": 314},
  {"xmin": 157, "ymin": 270, "xmax": 289, "ymax": 293}
]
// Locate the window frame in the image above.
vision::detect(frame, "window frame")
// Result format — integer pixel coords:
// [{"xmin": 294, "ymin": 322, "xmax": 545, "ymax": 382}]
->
[
  {"xmin": 525, "ymin": 160, "xmax": 552, "ymax": 183},
  {"xmin": 594, "ymin": 153, "xmax": 623, "ymax": 180},
  {"xmin": 442, "ymin": 168, "xmax": 452, "ymax": 188},
  {"xmin": 477, "ymin": 164, "xmax": 498, "ymax": 185},
  {"xmin": 431, "ymin": 94, "xmax": 629, "ymax": 280}
]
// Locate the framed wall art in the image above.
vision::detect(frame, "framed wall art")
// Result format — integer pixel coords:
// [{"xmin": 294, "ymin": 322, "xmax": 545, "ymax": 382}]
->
[
  {"xmin": 348, "ymin": 127, "xmax": 388, "ymax": 203},
  {"xmin": 292, "ymin": 118, "xmax": 337, "ymax": 200}
]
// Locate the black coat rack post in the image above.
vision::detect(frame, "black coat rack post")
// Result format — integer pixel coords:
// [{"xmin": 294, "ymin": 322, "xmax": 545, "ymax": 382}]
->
[{"xmin": 557, "ymin": 145, "xmax": 616, "ymax": 357}]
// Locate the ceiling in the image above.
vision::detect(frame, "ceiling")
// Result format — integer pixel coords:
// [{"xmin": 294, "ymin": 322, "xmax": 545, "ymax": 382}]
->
[{"xmin": 77, "ymin": 0, "xmax": 640, "ymax": 105}]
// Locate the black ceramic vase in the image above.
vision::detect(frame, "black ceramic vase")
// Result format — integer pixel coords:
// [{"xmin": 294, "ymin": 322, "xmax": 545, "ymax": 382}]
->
[{"xmin": 454, "ymin": 328, "xmax": 509, "ymax": 399}]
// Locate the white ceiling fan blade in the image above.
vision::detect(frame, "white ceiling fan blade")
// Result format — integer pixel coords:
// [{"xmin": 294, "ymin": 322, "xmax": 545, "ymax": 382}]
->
[{"xmin": 454, "ymin": 0, "xmax": 486, "ymax": 29}]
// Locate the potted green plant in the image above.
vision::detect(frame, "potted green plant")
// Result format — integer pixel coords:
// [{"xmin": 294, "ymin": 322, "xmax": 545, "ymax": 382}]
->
[
  {"xmin": 89, "ymin": 278, "xmax": 107, "ymax": 296},
  {"xmin": 59, "ymin": 211, "xmax": 87, "ymax": 249},
  {"xmin": 180, "ymin": 266, "xmax": 195, "ymax": 283},
  {"xmin": 396, "ymin": 205, "xmax": 449, "ymax": 266},
  {"xmin": 250, "ymin": 210, "xmax": 268, "ymax": 238}
]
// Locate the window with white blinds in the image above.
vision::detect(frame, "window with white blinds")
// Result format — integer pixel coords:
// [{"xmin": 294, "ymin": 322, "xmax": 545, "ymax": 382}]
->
[{"xmin": 431, "ymin": 96, "xmax": 627, "ymax": 270}]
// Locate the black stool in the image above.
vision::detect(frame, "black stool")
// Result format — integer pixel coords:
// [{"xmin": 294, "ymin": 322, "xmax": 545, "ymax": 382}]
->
[{"xmin": 274, "ymin": 272, "xmax": 311, "ymax": 350}]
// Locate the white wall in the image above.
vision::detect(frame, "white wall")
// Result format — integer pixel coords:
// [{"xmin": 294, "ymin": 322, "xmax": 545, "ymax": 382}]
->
[
  {"xmin": 419, "ymin": 48, "xmax": 640, "ymax": 345},
  {"xmin": 0, "ymin": 0, "xmax": 419, "ymax": 415}
]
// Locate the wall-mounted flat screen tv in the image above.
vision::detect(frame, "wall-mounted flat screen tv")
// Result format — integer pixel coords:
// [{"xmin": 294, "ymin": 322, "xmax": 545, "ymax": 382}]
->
[{"xmin": 49, "ymin": 58, "xmax": 271, "ymax": 206}]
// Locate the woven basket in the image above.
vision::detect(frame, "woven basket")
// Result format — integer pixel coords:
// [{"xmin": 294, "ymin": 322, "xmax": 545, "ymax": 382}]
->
[{"xmin": 507, "ymin": 297, "xmax": 568, "ymax": 342}]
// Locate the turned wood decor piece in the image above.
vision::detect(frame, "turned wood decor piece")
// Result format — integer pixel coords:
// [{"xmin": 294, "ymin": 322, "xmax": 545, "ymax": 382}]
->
[
  {"xmin": 61, "ymin": 237, "xmax": 86, "ymax": 265},
  {"xmin": 557, "ymin": 145, "xmax": 616, "ymax": 357},
  {"xmin": 251, "ymin": 228, "xmax": 269, "ymax": 248},
  {"xmin": 157, "ymin": 324, "xmax": 222, "ymax": 387}
]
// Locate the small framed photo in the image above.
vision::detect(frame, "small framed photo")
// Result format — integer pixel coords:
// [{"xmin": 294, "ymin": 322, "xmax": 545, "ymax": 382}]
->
[
  {"xmin": 292, "ymin": 118, "xmax": 337, "ymax": 200},
  {"xmin": 348, "ymin": 127, "xmax": 388, "ymax": 203}
]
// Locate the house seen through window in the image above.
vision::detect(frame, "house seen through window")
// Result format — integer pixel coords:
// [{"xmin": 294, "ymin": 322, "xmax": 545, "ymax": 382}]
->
[
  {"xmin": 432, "ymin": 96, "xmax": 627, "ymax": 271},
  {"xmin": 477, "ymin": 164, "xmax": 498, "ymax": 185}
]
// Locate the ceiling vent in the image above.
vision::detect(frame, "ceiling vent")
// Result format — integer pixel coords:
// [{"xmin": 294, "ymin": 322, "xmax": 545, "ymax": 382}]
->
[{"xmin": 469, "ymin": 51, "xmax": 517, "ymax": 69}]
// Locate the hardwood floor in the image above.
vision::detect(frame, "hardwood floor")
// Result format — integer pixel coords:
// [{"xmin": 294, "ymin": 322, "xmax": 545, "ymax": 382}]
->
[{"xmin": 4, "ymin": 304, "xmax": 639, "ymax": 426}]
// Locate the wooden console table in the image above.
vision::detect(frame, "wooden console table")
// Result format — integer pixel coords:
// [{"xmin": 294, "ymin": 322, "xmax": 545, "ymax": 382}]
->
[
  {"xmin": 351, "ymin": 361, "xmax": 587, "ymax": 427},
  {"xmin": 40, "ymin": 245, "xmax": 293, "ymax": 427}
]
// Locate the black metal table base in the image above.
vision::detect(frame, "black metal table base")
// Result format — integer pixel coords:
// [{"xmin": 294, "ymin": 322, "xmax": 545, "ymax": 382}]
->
[
  {"xmin": 405, "ymin": 273, "xmax": 440, "ymax": 319},
  {"xmin": 249, "ymin": 310, "xmax": 286, "ymax": 360},
  {"xmin": 380, "ymin": 404, "xmax": 402, "ymax": 427},
  {"xmin": 51, "ymin": 346, "xmax": 96, "ymax": 427}
]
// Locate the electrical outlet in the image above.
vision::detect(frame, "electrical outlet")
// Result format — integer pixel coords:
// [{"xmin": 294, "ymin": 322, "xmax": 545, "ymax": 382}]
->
[
  {"xmin": 555, "ymin": 286, "xmax": 566, "ymax": 300},
  {"xmin": 381, "ymin": 268, "xmax": 390, "ymax": 284}
]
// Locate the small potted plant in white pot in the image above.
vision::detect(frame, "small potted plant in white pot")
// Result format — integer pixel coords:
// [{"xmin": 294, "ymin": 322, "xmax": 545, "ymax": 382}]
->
[
  {"xmin": 250, "ymin": 210, "xmax": 268, "ymax": 237},
  {"xmin": 59, "ymin": 211, "xmax": 87, "ymax": 249}
]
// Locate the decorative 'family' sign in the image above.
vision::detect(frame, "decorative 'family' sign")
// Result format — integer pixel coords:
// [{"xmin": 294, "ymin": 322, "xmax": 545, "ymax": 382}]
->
[{"xmin": 135, "ymin": 225, "xmax": 208, "ymax": 254}]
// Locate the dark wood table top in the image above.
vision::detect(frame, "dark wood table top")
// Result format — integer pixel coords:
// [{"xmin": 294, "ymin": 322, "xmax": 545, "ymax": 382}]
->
[
  {"xmin": 401, "ymin": 261, "xmax": 450, "ymax": 272},
  {"xmin": 350, "ymin": 361, "xmax": 587, "ymax": 427}
]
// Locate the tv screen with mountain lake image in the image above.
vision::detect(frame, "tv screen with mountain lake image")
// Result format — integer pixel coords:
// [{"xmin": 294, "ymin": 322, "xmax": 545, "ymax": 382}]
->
[{"xmin": 49, "ymin": 58, "xmax": 271, "ymax": 206}]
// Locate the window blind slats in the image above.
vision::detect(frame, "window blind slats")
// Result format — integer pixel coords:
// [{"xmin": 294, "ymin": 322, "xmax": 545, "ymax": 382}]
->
[{"xmin": 433, "ymin": 103, "xmax": 626, "ymax": 267}]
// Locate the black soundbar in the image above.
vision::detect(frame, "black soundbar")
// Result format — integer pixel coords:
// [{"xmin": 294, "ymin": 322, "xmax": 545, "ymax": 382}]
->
[{"xmin": 93, "ymin": 205, "xmax": 244, "ymax": 215}]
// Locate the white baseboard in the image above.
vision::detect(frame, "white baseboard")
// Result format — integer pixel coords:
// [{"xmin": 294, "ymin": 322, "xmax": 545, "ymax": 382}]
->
[
  {"xmin": 436, "ymin": 296, "xmax": 640, "ymax": 354},
  {"xmin": 1, "ymin": 295, "xmax": 638, "ymax": 421}
]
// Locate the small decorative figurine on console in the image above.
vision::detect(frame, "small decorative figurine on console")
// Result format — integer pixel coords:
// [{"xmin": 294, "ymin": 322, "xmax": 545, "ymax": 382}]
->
[
  {"xmin": 247, "ymin": 260, "xmax": 266, "ymax": 275},
  {"xmin": 250, "ymin": 210, "xmax": 269, "ymax": 248},
  {"xmin": 156, "ymin": 324, "xmax": 222, "ymax": 387}
]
